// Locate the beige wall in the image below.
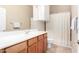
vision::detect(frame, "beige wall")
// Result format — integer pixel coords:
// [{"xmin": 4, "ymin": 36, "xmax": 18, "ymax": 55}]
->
[
  {"xmin": 71, "ymin": 5, "xmax": 78, "ymax": 18},
  {"xmin": 0, "ymin": 5, "xmax": 33, "ymax": 31},
  {"xmin": 50, "ymin": 5, "xmax": 71, "ymax": 14}
]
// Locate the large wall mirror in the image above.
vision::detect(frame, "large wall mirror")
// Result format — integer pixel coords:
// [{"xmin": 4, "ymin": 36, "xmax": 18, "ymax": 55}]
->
[{"xmin": 0, "ymin": 5, "xmax": 33, "ymax": 32}]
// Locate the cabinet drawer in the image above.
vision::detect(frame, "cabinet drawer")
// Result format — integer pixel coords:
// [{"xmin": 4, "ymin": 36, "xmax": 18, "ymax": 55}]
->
[
  {"xmin": 6, "ymin": 41, "xmax": 27, "ymax": 53},
  {"xmin": 28, "ymin": 43, "xmax": 37, "ymax": 53},
  {"xmin": 28, "ymin": 37, "xmax": 37, "ymax": 46},
  {"xmin": 38, "ymin": 35, "xmax": 44, "ymax": 41}
]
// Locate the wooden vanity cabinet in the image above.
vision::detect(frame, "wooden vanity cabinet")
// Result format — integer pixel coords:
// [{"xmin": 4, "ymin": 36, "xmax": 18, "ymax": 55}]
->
[{"xmin": 1, "ymin": 33, "xmax": 47, "ymax": 53}]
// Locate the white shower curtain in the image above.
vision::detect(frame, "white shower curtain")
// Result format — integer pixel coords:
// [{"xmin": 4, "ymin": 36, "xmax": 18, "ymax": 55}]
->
[{"xmin": 46, "ymin": 12, "xmax": 70, "ymax": 47}]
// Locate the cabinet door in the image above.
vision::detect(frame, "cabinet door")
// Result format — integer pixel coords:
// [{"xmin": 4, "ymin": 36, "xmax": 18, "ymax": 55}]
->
[
  {"xmin": 37, "ymin": 35, "xmax": 44, "ymax": 53},
  {"xmin": 37, "ymin": 40, "xmax": 43, "ymax": 53},
  {"xmin": 28, "ymin": 43, "xmax": 37, "ymax": 53}
]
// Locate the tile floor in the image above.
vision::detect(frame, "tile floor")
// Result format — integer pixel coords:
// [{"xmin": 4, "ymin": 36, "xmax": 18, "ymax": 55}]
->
[{"xmin": 47, "ymin": 44, "xmax": 72, "ymax": 53}]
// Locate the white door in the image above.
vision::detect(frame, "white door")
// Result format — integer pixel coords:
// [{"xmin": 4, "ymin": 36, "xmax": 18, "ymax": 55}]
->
[
  {"xmin": 0, "ymin": 8, "xmax": 6, "ymax": 31},
  {"xmin": 46, "ymin": 12, "xmax": 70, "ymax": 47}
]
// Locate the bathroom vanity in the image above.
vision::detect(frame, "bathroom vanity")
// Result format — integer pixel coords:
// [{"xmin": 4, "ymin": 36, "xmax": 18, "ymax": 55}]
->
[{"xmin": 0, "ymin": 30, "xmax": 47, "ymax": 53}]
